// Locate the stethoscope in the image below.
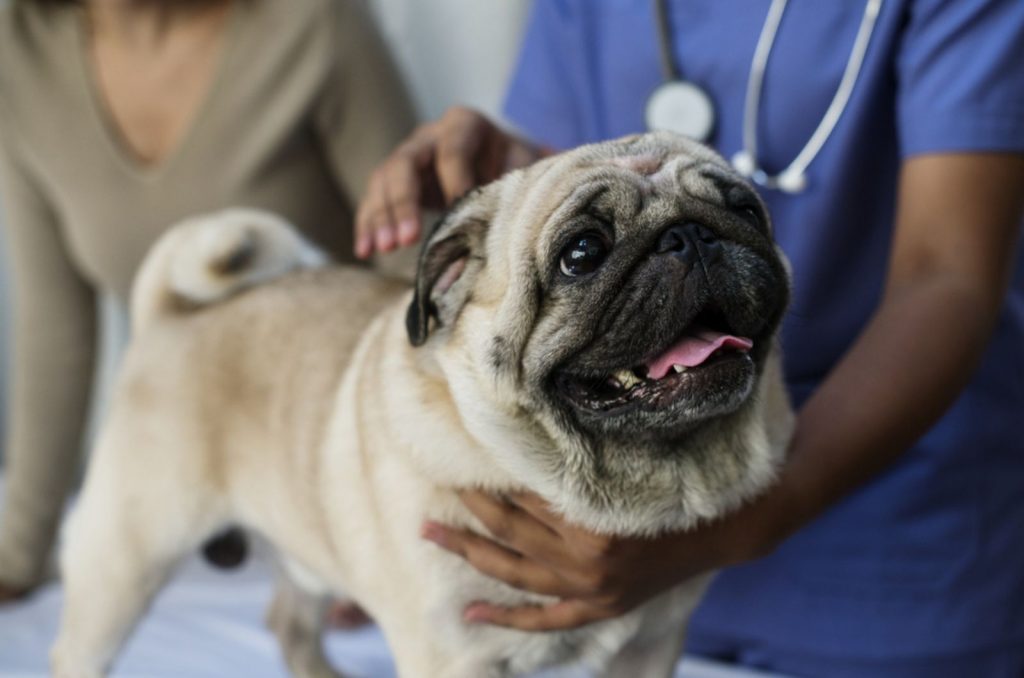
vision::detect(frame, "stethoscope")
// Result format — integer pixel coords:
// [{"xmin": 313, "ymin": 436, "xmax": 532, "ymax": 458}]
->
[{"xmin": 645, "ymin": 0, "xmax": 883, "ymax": 193}]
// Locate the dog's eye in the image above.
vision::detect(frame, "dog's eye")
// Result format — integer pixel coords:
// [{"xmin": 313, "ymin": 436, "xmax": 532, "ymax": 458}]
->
[
  {"xmin": 725, "ymin": 184, "xmax": 768, "ymax": 233},
  {"xmin": 735, "ymin": 203, "xmax": 765, "ymax": 232},
  {"xmin": 559, "ymin": 232, "xmax": 609, "ymax": 277}
]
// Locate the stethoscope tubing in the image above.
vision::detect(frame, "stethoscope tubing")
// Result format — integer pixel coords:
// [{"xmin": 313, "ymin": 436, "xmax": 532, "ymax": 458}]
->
[{"xmin": 651, "ymin": 0, "xmax": 884, "ymax": 193}]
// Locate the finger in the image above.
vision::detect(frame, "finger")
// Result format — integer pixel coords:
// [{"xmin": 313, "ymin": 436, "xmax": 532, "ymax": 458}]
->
[
  {"xmin": 369, "ymin": 163, "xmax": 403, "ymax": 254},
  {"xmin": 505, "ymin": 492, "xmax": 565, "ymax": 536},
  {"xmin": 381, "ymin": 155, "xmax": 425, "ymax": 247},
  {"xmin": 373, "ymin": 215, "xmax": 397, "ymax": 254},
  {"xmin": 354, "ymin": 230, "xmax": 374, "ymax": 260},
  {"xmin": 356, "ymin": 124, "xmax": 439, "ymax": 258},
  {"xmin": 503, "ymin": 492, "xmax": 620, "ymax": 573},
  {"xmin": 421, "ymin": 522, "xmax": 568, "ymax": 597},
  {"xmin": 395, "ymin": 214, "xmax": 421, "ymax": 247},
  {"xmin": 353, "ymin": 207, "xmax": 374, "ymax": 259},
  {"xmin": 462, "ymin": 599, "xmax": 609, "ymax": 632},
  {"xmin": 458, "ymin": 491, "xmax": 563, "ymax": 556},
  {"xmin": 355, "ymin": 174, "xmax": 388, "ymax": 259},
  {"xmin": 508, "ymin": 491, "xmax": 624, "ymax": 563},
  {"xmin": 435, "ymin": 121, "xmax": 482, "ymax": 205}
]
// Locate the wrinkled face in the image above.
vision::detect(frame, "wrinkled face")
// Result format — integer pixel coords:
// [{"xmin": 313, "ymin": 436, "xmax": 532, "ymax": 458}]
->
[
  {"xmin": 408, "ymin": 133, "xmax": 790, "ymax": 529},
  {"xmin": 527, "ymin": 148, "xmax": 787, "ymax": 443}
]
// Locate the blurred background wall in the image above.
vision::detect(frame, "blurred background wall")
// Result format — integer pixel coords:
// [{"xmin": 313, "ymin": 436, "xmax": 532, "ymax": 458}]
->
[
  {"xmin": 368, "ymin": 0, "xmax": 529, "ymax": 121},
  {"xmin": 0, "ymin": 0, "xmax": 7, "ymax": 462},
  {"xmin": 0, "ymin": 202, "xmax": 8, "ymax": 463},
  {"xmin": 0, "ymin": 0, "xmax": 530, "ymax": 467}
]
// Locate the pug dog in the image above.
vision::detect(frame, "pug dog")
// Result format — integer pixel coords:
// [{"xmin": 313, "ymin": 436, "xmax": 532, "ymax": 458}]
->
[{"xmin": 52, "ymin": 132, "xmax": 792, "ymax": 678}]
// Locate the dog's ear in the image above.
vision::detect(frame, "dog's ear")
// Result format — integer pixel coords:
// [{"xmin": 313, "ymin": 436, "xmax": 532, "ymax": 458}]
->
[{"xmin": 406, "ymin": 190, "xmax": 493, "ymax": 346}]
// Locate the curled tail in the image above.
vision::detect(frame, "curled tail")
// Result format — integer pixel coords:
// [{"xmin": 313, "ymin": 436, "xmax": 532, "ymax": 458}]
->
[{"xmin": 131, "ymin": 208, "xmax": 328, "ymax": 334}]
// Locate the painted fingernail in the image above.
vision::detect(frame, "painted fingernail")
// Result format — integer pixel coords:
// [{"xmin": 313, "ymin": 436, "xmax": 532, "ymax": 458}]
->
[
  {"xmin": 355, "ymin": 233, "xmax": 372, "ymax": 258},
  {"xmin": 463, "ymin": 603, "xmax": 491, "ymax": 623},
  {"xmin": 375, "ymin": 226, "xmax": 395, "ymax": 251},
  {"xmin": 421, "ymin": 521, "xmax": 447, "ymax": 546},
  {"xmin": 397, "ymin": 219, "xmax": 418, "ymax": 244}
]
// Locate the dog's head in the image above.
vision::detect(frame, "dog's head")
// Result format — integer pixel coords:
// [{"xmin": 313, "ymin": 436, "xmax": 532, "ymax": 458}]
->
[{"xmin": 407, "ymin": 132, "xmax": 792, "ymax": 534}]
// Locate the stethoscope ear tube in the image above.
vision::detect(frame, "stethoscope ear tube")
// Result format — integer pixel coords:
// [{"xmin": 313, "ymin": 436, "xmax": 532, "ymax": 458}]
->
[
  {"xmin": 646, "ymin": 0, "xmax": 716, "ymax": 142},
  {"xmin": 647, "ymin": 0, "xmax": 884, "ymax": 194},
  {"xmin": 654, "ymin": 0, "xmax": 681, "ymax": 83}
]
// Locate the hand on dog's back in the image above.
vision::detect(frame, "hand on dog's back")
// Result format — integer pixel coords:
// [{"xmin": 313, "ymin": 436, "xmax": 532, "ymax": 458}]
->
[{"xmin": 354, "ymin": 107, "xmax": 548, "ymax": 260}]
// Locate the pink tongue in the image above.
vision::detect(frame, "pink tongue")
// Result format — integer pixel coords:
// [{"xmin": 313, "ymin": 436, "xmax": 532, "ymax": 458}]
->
[{"xmin": 646, "ymin": 329, "xmax": 754, "ymax": 380}]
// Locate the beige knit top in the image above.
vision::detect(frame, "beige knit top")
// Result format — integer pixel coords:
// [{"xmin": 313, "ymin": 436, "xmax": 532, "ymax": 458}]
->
[{"xmin": 0, "ymin": 0, "xmax": 414, "ymax": 586}]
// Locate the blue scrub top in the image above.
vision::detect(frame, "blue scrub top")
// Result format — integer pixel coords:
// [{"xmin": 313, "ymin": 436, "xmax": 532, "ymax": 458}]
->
[{"xmin": 504, "ymin": 0, "xmax": 1024, "ymax": 659}]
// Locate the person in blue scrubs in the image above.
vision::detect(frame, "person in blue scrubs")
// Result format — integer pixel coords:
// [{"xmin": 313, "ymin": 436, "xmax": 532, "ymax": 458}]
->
[{"xmin": 355, "ymin": 1, "xmax": 1024, "ymax": 674}]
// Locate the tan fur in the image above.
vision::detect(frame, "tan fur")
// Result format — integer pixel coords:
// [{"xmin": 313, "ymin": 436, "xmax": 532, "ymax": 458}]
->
[{"xmin": 53, "ymin": 133, "xmax": 792, "ymax": 678}]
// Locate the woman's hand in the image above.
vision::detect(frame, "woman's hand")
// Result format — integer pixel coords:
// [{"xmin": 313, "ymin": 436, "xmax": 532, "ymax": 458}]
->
[
  {"xmin": 421, "ymin": 488, "xmax": 795, "ymax": 631},
  {"xmin": 354, "ymin": 107, "xmax": 547, "ymax": 259}
]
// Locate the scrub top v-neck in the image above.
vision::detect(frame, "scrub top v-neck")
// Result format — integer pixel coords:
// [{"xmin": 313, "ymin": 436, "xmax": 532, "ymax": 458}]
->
[{"xmin": 74, "ymin": 3, "xmax": 243, "ymax": 182}]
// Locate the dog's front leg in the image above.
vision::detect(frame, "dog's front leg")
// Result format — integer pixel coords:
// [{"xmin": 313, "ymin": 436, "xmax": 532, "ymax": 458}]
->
[
  {"xmin": 386, "ymin": 627, "xmax": 509, "ymax": 678},
  {"xmin": 266, "ymin": 575, "xmax": 344, "ymax": 678},
  {"xmin": 395, "ymin": 656, "xmax": 510, "ymax": 678},
  {"xmin": 598, "ymin": 623, "xmax": 687, "ymax": 678},
  {"xmin": 597, "ymin": 581, "xmax": 708, "ymax": 678}
]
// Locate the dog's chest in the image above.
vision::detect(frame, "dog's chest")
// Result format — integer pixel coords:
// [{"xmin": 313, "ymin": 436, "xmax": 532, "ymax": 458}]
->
[{"xmin": 312, "ymin": 456, "xmax": 631, "ymax": 672}]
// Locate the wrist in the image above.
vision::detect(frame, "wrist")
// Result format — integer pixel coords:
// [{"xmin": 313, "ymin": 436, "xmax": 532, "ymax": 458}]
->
[{"xmin": 723, "ymin": 466, "xmax": 816, "ymax": 566}]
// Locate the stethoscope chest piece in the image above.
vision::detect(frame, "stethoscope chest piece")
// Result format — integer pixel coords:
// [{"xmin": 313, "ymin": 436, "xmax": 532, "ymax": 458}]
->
[{"xmin": 645, "ymin": 80, "xmax": 715, "ymax": 142}]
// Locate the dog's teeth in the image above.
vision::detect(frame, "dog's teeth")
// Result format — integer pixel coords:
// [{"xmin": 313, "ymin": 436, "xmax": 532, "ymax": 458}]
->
[
  {"xmin": 613, "ymin": 369, "xmax": 642, "ymax": 389},
  {"xmin": 672, "ymin": 364, "xmax": 687, "ymax": 374}
]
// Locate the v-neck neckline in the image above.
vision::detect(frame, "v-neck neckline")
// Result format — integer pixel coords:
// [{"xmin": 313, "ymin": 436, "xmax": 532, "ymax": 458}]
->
[{"xmin": 70, "ymin": 2, "xmax": 243, "ymax": 182}]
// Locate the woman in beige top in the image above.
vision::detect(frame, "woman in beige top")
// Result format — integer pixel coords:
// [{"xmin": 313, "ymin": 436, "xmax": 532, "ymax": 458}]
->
[{"xmin": 0, "ymin": 0, "xmax": 414, "ymax": 599}]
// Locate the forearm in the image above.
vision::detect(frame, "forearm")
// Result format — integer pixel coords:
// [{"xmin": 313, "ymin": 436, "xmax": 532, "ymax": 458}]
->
[
  {"xmin": 0, "ymin": 282, "xmax": 97, "ymax": 588},
  {"xmin": 770, "ymin": 271, "xmax": 1007, "ymax": 537},
  {"xmin": 770, "ymin": 153, "xmax": 1024, "ymax": 536},
  {"xmin": 0, "ymin": 135, "xmax": 98, "ymax": 587}
]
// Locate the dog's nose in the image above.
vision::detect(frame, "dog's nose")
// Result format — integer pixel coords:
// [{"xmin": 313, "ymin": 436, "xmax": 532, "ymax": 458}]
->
[{"xmin": 654, "ymin": 222, "xmax": 722, "ymax": 265}]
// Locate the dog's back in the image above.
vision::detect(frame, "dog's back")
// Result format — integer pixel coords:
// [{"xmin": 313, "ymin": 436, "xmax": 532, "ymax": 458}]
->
[
  {"xmin": 52, "ymin": 210, "xmax": 407, "ymax": 678},
  {"xmin": 115, "ymin": 208, "xmax": 407, "ymax": 518}
]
